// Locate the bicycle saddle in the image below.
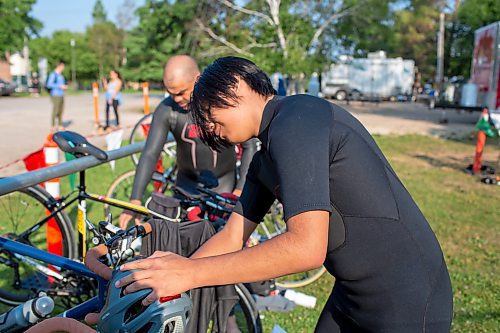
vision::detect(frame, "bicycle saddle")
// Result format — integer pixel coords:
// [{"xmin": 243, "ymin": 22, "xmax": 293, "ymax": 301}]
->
[{"xmin": 53, "ymin": 131, "xmax": 108, "ymax": 161}]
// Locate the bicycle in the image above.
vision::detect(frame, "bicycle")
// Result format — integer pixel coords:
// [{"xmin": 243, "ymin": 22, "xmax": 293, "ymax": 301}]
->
[
  {"xmin": 0, "ymin": 131, "xmax": 262, "ymax": 332},
  {"xmin": 0, "ymin": 219, "xmax": 149, "ymax": 328},
  {"xmin": 0, "ymin": 132, "xmax": 180, "ymax": 307},
  {"xmin": 106, "ymin": 168, "xmax": 326, "ymax": 289},
  {"xmin": 0, "ymin": 220, "xmax": 191, "ymax": 332}
]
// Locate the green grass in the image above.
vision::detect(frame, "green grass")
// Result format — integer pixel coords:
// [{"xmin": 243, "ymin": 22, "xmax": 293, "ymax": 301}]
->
[{"xmin": 0, "ymin": 134, "xmax": 498, "ymax": 331}]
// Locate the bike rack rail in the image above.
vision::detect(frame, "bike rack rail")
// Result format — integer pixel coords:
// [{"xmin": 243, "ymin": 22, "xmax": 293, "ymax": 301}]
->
[{"xmin": 0, "ymin": 142, "xmax": 145, "ymax": 196}]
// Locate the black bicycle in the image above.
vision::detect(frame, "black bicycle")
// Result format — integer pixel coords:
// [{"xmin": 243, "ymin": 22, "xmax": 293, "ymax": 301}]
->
[{"xmin": 0, "ymin": 131, "xmax": 262, "ymax": 332}]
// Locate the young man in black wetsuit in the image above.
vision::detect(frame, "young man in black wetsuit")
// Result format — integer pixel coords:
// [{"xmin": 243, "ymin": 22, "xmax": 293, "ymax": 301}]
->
[
  {"xmin": 119, "ymin": 55, "xmax": 257, "ymax": 230},
  {"xmin": 117, "ymin": 57, "xmax": 453, "ymax": 332}
]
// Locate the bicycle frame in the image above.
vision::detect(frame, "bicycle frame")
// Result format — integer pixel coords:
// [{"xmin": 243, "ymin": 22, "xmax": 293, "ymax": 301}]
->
[
  {"xmin": 18, "ymin": 168, "xmax": 170, "ymax": 261},
  {"xmin": 0, "ymin": 236, "xmax": 107, "ymax": 320}
]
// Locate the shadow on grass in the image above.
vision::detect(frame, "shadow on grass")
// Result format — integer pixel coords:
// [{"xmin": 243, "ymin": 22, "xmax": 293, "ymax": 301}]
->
[
  {"xmin": 453, "ymin": 310, "xmax": 500, "ymax": 326},
  {"xmin": 413, "ymin": 154, "xmax": 475, "ymax": 172}
]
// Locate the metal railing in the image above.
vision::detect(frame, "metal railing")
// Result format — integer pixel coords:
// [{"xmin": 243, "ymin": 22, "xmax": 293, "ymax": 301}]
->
[{"xmin": 0, "ymin": 142, "xmax": 144, "ymax": 196}]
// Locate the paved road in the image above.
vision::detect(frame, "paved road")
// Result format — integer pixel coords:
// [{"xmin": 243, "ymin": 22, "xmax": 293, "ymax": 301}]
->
[
  {"xmin": 338, "ymin": 100, "xmax": 480, "ymax": 137},
  {"xmin": 0, "ymin": 94, "xmax": 481, "ymax": 176},
  {"xmin": 0, "ymin": 93, "xmax": 163, "ymax": 176}
]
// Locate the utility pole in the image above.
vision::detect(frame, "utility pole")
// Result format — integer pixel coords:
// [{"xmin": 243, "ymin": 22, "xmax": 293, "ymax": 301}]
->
[
  {"xmin": 436, "ymin": 12, "xmax": 445, "ymax": 96},
  {"xmin": 70, "ymin": 39, "xmax": 76, "ymax": 89}
]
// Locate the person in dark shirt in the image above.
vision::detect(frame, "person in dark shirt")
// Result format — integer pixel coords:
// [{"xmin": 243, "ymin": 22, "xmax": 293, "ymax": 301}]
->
[
  {"xmin": 117, "ymin": 57, "xmax": 453, "ymax": 332},
  {"xmin": 119, "ymin": 55, "xmax": 257, "ymax": 230}
]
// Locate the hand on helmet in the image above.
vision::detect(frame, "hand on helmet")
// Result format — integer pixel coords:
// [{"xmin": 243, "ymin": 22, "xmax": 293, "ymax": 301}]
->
[{"xmin": 115, "ymin": 251, "xmax": 194, "ymax": 306}]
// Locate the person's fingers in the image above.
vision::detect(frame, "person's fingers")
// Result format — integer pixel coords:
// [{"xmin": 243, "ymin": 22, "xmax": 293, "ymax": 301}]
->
[
  {"xmin": 142, "ymin": 290, "xmax": 159, "ymax": 306},
  {"xmin": 122, "ymin": 278, "xmax": 155, "ymax": 296},
  {"xmin": 119, "ymin": 258, "xmax": 150, "ymax": 273},
  {"xmin": 84, "ymin": 312, "xmax": 101, "ymax": 325},
  {"xmin": 115, "ymin": 268, "xmax": 152, "ymax": 288},
  {"xmin": 119, "ymin": 213, "xmax": 132, "ymax": 230}
]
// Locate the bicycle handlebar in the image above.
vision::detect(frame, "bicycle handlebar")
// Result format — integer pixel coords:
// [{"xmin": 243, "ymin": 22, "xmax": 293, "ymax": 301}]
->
[{"xmin": 84, "ymin": 222, "xmax": 152, "ymax": 280}]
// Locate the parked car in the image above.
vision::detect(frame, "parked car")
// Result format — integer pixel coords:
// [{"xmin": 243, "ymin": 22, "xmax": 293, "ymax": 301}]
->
[{"xmin": 0, "ymin": 79, "xmax": 17, "ymax": 96}]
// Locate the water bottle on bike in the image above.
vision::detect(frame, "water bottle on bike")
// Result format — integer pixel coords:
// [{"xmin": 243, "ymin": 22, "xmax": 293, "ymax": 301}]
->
[{"xmin": 0, "ymin": 296, "xmax": 54, "ymax": 332}]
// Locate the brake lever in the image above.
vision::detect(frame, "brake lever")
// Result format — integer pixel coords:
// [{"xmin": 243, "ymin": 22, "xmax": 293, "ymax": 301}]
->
[{"xmin": 105, "ymin": 224, "xmax": 148, "ymax": 268}]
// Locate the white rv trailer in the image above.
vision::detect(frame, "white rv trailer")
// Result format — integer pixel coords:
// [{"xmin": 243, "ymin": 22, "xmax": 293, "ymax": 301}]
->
[{"xmin": 322, "ymin": 51, "xmax": 415, "ymax": 101}]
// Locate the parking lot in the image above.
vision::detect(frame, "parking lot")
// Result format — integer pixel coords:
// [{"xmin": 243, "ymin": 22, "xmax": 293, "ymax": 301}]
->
[{"xmin": 0, "ymin": 94, "xmax": 487, "ymax": 176}]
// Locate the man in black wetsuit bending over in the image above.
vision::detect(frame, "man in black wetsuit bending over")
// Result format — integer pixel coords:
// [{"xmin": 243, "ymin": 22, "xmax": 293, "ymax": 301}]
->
[
  {"xmin": 119, "ymin": 55, "xmax": 257, "ymax": 230},
  {"xmin": 117, "ymin": 57, "xmax": 453, "ymax": 332}
]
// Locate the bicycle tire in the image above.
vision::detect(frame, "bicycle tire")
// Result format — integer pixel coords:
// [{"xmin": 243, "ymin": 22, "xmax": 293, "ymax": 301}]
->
[
  {"xmin": 233, "ymin": 283, "xmax": 262, "ymax": 333},
  {"xmin": 0, "ymin": 185, "xmax": 76, "ymax": 306},
  {"xmin": 259, "ymin": 201, "xmax": 327, "ymax": 289},
  {"xmin": 129, "ymin": 112, "xmax": 177, "ymax": 166},
  {"xmin": 275, "ymin": 266, "xmax": 327, "ymax": 289}
]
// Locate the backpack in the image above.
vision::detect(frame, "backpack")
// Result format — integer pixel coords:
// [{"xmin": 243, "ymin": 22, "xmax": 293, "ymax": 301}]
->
[{"xmin": 45, "ymin": 72, "xmax": 57, "ymax": 93}]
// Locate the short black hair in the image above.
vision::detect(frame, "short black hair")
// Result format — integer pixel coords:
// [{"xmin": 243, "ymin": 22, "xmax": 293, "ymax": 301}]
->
[{"xmin": 190, "ymin": 56, "xmax": 276, "ymax": 151}]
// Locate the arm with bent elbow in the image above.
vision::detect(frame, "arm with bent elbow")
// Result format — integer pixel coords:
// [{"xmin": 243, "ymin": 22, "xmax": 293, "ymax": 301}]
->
[
  {"xmin": 117, "ymin": 210, "xmax": 329, "ymax": 299},
  {"xmin": 118, "ymin": 105, "xmax": 172, "ymax": 229}
]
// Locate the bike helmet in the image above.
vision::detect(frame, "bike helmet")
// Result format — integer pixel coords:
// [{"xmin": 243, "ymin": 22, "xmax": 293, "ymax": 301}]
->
[{"xmin": 97, "ymin": 269, "xmax": 192, "ymax": 333}]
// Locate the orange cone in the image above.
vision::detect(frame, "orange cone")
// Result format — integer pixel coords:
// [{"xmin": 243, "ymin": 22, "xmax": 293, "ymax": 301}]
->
[{"xmin": 472, "ymin": 109, "xmax": 489, "ymax": 174}]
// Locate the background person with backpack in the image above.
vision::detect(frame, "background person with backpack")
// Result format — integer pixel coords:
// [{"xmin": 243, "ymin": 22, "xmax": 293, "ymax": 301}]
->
[{"xmin": 46, "ymin": 61, "xmax": 68, "ymax": 131}]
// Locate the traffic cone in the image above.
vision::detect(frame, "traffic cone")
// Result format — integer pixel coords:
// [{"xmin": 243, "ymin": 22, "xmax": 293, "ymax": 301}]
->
[
  {"xmin": 43, "ymin": 133, "xmax": 63, "ymax": 256},
  {"xmin": 472, "ymin": 109, "xmax": 489, "ymax": 174}
]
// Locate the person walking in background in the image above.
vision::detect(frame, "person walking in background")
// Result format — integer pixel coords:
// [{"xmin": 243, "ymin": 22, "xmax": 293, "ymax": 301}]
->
[
  {"xmin": 308, "ymin": 72, "xmax": 320, "ymax": 97},
  {"xmin": 271, "ymin": 72, "xmax": 287, "ymax": 96},
  {"xmin": 47, "ymin": 61, "xmax": 68, "ymax": 131},
  {"xmin": 31, "ymin": 72, "xmax": 40, "ymax": 97},
  {"xmin": 102, "ymin": 69, "xmax": 123, "ymax": 130}
]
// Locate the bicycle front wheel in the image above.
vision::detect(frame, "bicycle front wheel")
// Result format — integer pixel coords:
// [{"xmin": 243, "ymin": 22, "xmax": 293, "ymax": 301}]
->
[
  {"xmin": 0, "ymin": 185, "xmax": 76, "ymax": 305},
  {"xmin": 232, "ymin": 283, "xmax": 262, "ymax": 333}
]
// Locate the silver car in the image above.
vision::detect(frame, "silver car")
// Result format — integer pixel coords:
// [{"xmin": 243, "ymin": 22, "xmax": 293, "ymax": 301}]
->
[{"xmin": 0, "ymin": 79, "xmax": 17, "ymax": 96}]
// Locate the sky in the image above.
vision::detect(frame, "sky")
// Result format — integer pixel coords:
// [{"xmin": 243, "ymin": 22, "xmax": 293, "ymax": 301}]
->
[{"xmin": 31, "ymin": 0, "xmax": 145, "ymax": 37}]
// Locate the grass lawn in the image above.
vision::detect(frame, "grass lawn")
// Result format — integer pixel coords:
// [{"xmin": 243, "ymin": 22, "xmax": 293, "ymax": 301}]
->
[{"xmin": 0, "ymin": 134, "xmax": 498, "ymax": 331}]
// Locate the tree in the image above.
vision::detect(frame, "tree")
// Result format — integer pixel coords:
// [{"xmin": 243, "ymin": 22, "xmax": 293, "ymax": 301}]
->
[
  {"xmin": 334, "ymin": 0, "xmax": 395, "ymax": 57},
  {"xmin": 123, "ymin": 0, "xmax": 200, "ymax": 82},
  {"xmin": 92, "ymin": 0, "xmax": 107, "ymax": 24},
  {"xmin": 0, "ymin": 0, "xmax": 41, "ymax": 57},
  {"xmin": 116, "ymin": 0, "xmax": 137, "ymax": 31},
  {"xmin": 388, "ymin": 0, "xmax": 447, "ymax": 81},
  {"xmin": 87, "ymin": 22, "xmax": 124, "ymax": 79},
  {"xmin": 29, "ymin": 31, "xmax": 100, "ymax": 85},
  {"xmin": 196, "ymin": 0, "xmax": 374, "ymax": 76},
  {"xmin": 447, "ymin": 0, "xmax": 500, "ymax": 77}
]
